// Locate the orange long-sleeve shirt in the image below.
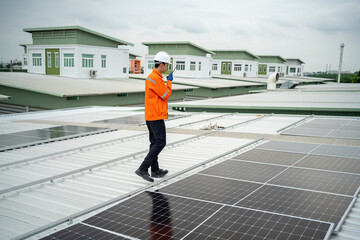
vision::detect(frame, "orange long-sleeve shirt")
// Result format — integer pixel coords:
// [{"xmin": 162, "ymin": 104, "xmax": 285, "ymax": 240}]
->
[{"xmin": 145, "ymin": 69, "xmax": 172, "ymax": 121}]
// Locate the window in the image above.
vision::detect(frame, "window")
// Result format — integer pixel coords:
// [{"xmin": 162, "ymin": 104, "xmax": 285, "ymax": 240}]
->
[
  {"xmin": 228, "ymin": 64, "xmax": 231, "ymax": 72},
  {"xmin": 245, "ymin": 64, "xmax": 248, "ymax": 72},
  {"xmin": 82, "ymin": 54, "xmax": 94, "ymax": 68},
  {"xmin": 298, "ymin": 68, "xmax": 301, "ymax": 73},
  {"xmin": 269, "ymin": 66, "xmax": 276, "ymax": 72},
  {"xmin": 55, "ymin": 52, "xmax": 59, "ymax": 68},
  {"xmin": 190, "ymin": 61, "xmax": 196, "ymax": 71},
  {"xmin": 234, "ymin": 64, "xmax": 242, "ymax": 71},
  {"xmin": 263, "ymin": 66, "xmax": 266, "ymax": 72},
  {"xmin": 277, "ymin": 66, "xmax": 280, "ymax": 72},
  {"xmin": 24, "ymin": 58, "xmax": 27, "ymax": 66},
  {"xmin": 222, "ymin": 63, "xmax": 226, "ymax": 71},
  {"xmin": 212, "ymin": 64, "xmax": 218, "ymax": 71},
  {"xmin": 176, "ymin": 61, "xmax": 185, "ymax": 71},
  {"xmin": 250, "ymin": 65, "xmax": 252, "ymax": 72},
  {"xmin": 47, "ymin": 53, "xmax": 51, "ymax": 67},
  {"xmin": 199, "ymin": 62, "xmax": 201, "ymax": 71},
  {"xmin": 64, "ymin": 54, "xmax": 74, "ymax": 67},
  {"xmin": 32, "ymin": 53, "xmax": 42, "ymax": 66},
  {"xmin": 290, "ymin": 68, "xmax": 296, "ymax": 73},
  {"xmin": 101, "ymin": 55, "xmax": 106, "ymax": 68},
  {"xmin": 148, "ymin": 60, "xmax": 154, "ymax": 69},
  {"xmin": 123, "ymin": 67, "xmax": 127, "ymax": 73}
]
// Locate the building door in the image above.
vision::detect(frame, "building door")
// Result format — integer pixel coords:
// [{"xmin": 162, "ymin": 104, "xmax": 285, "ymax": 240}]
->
[
  {"xmin": 45, "ymin": 49, "xmax": 60, "ymax": 75},
  {"xmin": 258, "ymin": 64, "xmax": 267, "ymax": 75},
  {"xmin": 221, "ymin": 62, "xmax": 232, "ymax": 75}
]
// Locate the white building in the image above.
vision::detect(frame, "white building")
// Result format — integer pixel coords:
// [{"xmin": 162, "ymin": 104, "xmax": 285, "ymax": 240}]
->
[
  {"xmin": 22, "ymin": 26, "xmax": 133, "ymax": 78},
  {"xmin": 142, "ymin": 41, "xmax": 214, "ymax": 78},
  {"xmin": 258, "ymin": 55, "xmax": 287, "ymax": 77},
  {"xmin": 211, "ymin": 50, "xmax": 260, "ymax": 77},
  {"xmin": 285, "ymin": 58, "xmax": 305, "ymax": 77}
]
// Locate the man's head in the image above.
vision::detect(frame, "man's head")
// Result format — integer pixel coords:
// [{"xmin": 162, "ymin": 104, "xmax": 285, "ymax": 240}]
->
[{"xmin": 154, "ymin": 51, "xmax": 171, "ymax": 73}]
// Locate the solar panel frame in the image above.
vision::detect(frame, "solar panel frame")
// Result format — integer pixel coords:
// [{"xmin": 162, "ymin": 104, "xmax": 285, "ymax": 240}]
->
[{"xmin": 255, "ymin": 140, "xmax": 320, "ymax": 154}]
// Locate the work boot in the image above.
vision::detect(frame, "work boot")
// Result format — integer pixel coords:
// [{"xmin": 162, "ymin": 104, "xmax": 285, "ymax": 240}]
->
[
  {"xmin": 151, "ymin": 169, "xmax": 169, "ymax": 178},
  {"xmin": 135, "ymin": 168, "xmax": 154, "ymax": 182}
]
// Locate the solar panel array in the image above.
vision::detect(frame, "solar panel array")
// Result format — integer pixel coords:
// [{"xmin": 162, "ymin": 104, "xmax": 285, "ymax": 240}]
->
[
  {"xmin": 281, "ymin": 118, "xmax": 360, "ymax": 140},
  {"xmin": 0, "ymin": 125, "xmax": 107, "ymax": 149},
  {"xmin": 38, "ymin": 140, "xmax": 360, "ymax": 239}
]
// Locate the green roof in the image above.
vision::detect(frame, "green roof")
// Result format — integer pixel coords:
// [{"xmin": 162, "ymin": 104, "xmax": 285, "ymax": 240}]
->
[
  {"xmin": 258, "ymin": 55, "xmax": 287, "ymax": 63},
  {"xmin": 285, "ymin": 58, "xmax": 305, "ymax": 64},
  {"xmin": 211, "ymin": 50, "xmax": 260, "ymax": 60},
  {"xmin": 23, "ymin": 26, "xmax": 134, "ymax": 47},
  {"xmin": 142, "ymin": 41, "xmax": 215, "ymax": 56}
]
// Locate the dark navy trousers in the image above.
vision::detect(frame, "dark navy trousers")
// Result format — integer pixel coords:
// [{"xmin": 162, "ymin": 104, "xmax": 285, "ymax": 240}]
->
[{"xmin": 140, "ymin": 120, "xmax": 166, "ymax": 172}]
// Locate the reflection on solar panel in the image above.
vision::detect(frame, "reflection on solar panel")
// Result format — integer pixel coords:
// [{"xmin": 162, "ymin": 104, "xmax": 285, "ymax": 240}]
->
[
  {"xmin": 40, "ymin": 223, "xmax": 128, "ymax": 240},
  {"xmin": 236, "ymin": 185, "xmax": 352, "ymax": 228},
  {"xmin": 160, "ymin": 174, "xmax": 262, "ymax": 205},
  {"xmin": 256, "ymin": 140, "xmax": 319, "ymax": 154},
  {"xmin": 0, "ymin": 125, "xmax": 108, "ymax": 149},
  {"xmin": 199, "ymin": 160, "xmax": 287, "ymax": 182},
  {"xmin": 233, "ymin": 149, "xmax": 306, "ymax": 166},
  {"xmin": 281, "ymin": 118, "xmax": 360, "ymax": 140},
  {"xmin": 295, "ymin": 155, "xmax": 360, "ymax": 174},
  {"xmin": 45, "ymin": 191, "xmax": 332, "ymax": 240}
]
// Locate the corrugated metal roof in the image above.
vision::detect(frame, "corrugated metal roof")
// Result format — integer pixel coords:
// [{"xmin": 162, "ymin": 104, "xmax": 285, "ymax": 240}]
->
[
  {"xmin": 0, "ymin": 106, "xmax": 359, "ymax": 239},
  {"xmin": 0, "ymin": 72, "xmax": 196, "ymax": 97}
]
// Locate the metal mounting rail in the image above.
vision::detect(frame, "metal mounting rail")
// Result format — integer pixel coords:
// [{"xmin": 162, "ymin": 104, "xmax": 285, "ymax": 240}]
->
[
  {"xmin": 276, "ymin": 115, "xmax": 314, "ymax": 133},
  {"xmin": 0, "ymin": 128, "xmax": 117, "ymax": 153},
  {"xmin": 12, "ymin": 137, "xmax": 264, "ymax": 240}
]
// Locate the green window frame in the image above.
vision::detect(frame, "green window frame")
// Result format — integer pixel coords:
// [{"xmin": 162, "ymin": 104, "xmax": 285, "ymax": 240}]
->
[
  {"xmin": 176, "ymin": 61, "xmax": 185, "ymax": 71},
  {"xmin": 101, "ymin": 55, "xmax": 106, "ymax": 68},
  {"xmin": 32, "ymin": 53, "xmax": 42, "ymax": 66},
  {"xmin": 64, "ymin": 54, "xmax": 74, "ymax": 67},
  {"xmin": 82, "ymin": 54, "xmax": 94, "ymax": 68},
  {"xmin": 47, "ymin": 53, "xmax": 51, "ymax": 67},
  {"xmin": 55, "ymin": 52, "xmax": 59, "ymax": 68},
  {"xmin": 290, "ymin": 68, "xmax": 296, "ymax": 73},
  {"xmin": 148, "ymin": 60, "xmax": 154, "ymax": 69},
  {"xmin": 234, "ymin": 64, "xmax": 242, "ymax": 71},
  {"xmin": 190, "ymin": 61, "xmax": 196, "ymax": 71}
]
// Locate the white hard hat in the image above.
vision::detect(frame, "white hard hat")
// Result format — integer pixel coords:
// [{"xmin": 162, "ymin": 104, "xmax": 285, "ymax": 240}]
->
[{"xmin": 154, "ymin": 51, "xmax": 171, "ymax": 64}]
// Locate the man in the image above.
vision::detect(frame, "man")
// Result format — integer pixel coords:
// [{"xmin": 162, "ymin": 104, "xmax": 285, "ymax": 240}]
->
[{"xmin": 135, "ymin": 51, "xmax": 174, "ymax": 182}]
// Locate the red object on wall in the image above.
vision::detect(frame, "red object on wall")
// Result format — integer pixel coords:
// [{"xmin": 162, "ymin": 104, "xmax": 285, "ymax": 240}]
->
[{"xmin": 131, "ymin": 60, "xmax": 141, "ymax": 74}]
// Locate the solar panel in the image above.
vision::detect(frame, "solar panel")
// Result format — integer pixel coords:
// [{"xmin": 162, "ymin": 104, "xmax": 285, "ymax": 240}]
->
[
  {"xmin": 160, "ymin": 174, "xmax": 262, "ymax": 205},
  {"xmin": 83, "ymin": 192, "xmax": 223, "ymax": 239},
  {"xmin": 40, "ymin": 223, "xmax": 128, "ymax": 240},
  {"xmin": 236, "ymin": 184, "xmax": 352, "ymax": 230},
  {"xmin": 256, "ymin": 140, "xmax": 319, "ymax": 154},
  {"xmin": 269, "ymin": 167, "xmax": 360, "ymax": 196},
  {"xmin": 311, "ymin": 145, "xmax": 360, "ymax": 159},
  {"xmin": 233, "ymin": 149, "xmax": 306, "ymax": 166},
  {"xmin": 185, "ymin": 206, "xmax": 332, "ymax": 240},
  {"xmin": 295, "ymin": 155, "xmax": 360, "ymax": 174},
  {"xmin": 93, "ymin": 114, "xmax": 181, "ymax": 125},
  {"xmin": 199, "ymin": 160, "xmax": 287, "ymax": 182},
  {"xmin": 0, "ymin": 125, "xmax": 108, "ymax": 149},
  {"xmin": 281, "ymin": 118, "xmax": 360, "ymax": 140}
]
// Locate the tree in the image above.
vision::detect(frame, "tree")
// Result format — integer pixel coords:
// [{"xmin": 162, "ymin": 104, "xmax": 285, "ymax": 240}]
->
[{"xmin": 352, "ymin": 70, "xmax": 360, "ymax": 83}]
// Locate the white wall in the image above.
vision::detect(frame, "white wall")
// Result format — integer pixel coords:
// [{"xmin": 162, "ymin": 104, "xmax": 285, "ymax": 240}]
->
[
  {"xmin": 26, "ymin": 44, "xmax": 129, "ymax": 78},
  {"xmin": 144, "ymin": 55, "xmax": 212, "ymax": 78},
  {"xmin": 211, "ymin": 60, "xmax": 259, "ymax": 77}
]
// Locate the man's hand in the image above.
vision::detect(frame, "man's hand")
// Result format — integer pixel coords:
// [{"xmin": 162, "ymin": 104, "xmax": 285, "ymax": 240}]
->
[{"xmin": 166, "ymin": 72, "xmax": 173, "ymax": 81}]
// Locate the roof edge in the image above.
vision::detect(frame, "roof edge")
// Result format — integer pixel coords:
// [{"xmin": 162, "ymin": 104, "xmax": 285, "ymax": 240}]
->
[{"xmin": 142, "ymin": 41, "xmax": 215, "ymax": 55}]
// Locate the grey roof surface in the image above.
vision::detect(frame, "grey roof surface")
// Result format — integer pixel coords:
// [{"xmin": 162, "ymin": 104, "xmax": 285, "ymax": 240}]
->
[
  {"xmin": 0, "ymin": 72, "xmax": 196, "ymax": 97},
  {"xmin": 130, "ymin": 74, "xmax": 263, "ymax": 88},
  {"xmin": 0, "ymin": 104, "xmax": 359, "ymax": 239},
  {"xmin": 23, "ymin": 26, "xmax": 134, "ymax": 46}
]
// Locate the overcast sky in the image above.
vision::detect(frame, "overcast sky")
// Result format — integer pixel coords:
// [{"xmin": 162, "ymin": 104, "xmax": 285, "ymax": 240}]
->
[{"xmin": 0, "ymin": 0, "xmax": 359, "ymax": 72}]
